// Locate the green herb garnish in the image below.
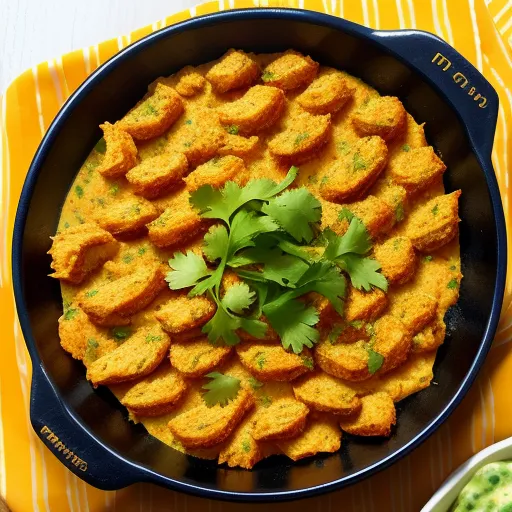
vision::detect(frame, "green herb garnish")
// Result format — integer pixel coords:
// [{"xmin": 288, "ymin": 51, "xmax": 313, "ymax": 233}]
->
[
  {"xmin": 63, "ymin": 308, "xmax": 78, "ymax": 320},
  {"xmin": 367, "ymin": 348, "xmax": 384, "ymax": 374},
  {"xmin": 261, "ymin": 71, "xmax": 276, "ymax": 82},
  {"xmin": 353, "ymin": 152, "xmax": 367, "ymax": 171},
  {"xmin": 95, "ymin": 138, "xmax": 107, "ymax": 154},
  {"xmin": 165, "ymin": 166, "xmax": 387, "ymax": 353},
  {"xmin": 294, "ymin": 133, "xmax": 310, "ymax": 146},
  {"xmin": 248, "ymin": 377, "xmax": 264, "ymax": 389},
  {"xmin": 447, "ymin": 278, "xmax": 459, "ymax": 289},
  {"xmin": 395, "ymin": 203, "xmax": 404, "ymax": 222},
  {"xmin": 202, "ymin": 372, "xmax": 241, "ymax": 407},
  {"xmin": 110, "ymin": 326, "xmax": 132, "ymax": 341}
]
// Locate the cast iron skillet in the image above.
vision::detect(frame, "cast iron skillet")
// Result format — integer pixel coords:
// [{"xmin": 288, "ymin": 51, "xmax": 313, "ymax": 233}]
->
[{"xmin": 12, "ymin": 7, "xmax": 507, "ymax": 502}]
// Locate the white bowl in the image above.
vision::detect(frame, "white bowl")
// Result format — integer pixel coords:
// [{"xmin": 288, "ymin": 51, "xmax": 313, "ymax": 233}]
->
[{"xmin": 421, "ymin": 437, "xmax": 512, "ymax": 511}]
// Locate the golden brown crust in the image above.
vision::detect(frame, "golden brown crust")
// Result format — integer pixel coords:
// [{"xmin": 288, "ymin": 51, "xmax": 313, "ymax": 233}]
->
[
  {"xmin": 218, "ymin": 410, "xmax": 263, "ymax": 469},
  {"xmin": 79, "ymin": 263, "xmax": 166, "ymax": 324},
  {"xmin": 377, "ymin": 352, "xmax": 435, "ymax": 401},
  {"xmin": 315, "ymin": 339, "xmax": 371, "ymax": 381},
  {"xmin": 94, "ymin": 197, "xmax": 159, "ymax": 236},
  {"xmin": 319, "ymin": 136, "xmax": 388, "ymax": 203},
  {"xmin": 218, "ymin": 85, "xmax": 285, "ymax": 135},
  {"xmin": 155, "ymin": 294, "xmax": 216, "ymax": 335},
  {"xmin": 168, "ymin": 388, "xmax": 254, "ymax": 448},
  {"xmin": 236, "ymin": 343, "xmax": 312, "ymax": 381},
  {"xmin": 147, "ymin": 207, "xmax": 207, "ymax": 248},
  {"xmin": 293, "ymin": 372, "xmax": 362, "ymax": 415},
  {"xmin": 58, "ymin": 306, "xmax": 119, "ymax": 363},
  {"xmin": 175, "ymin": 67, "xmax": 206, "ymax": 97},
  {"xmin": 329, "ymin": 196, "xmax": 395, "ymax": 239},
  {"xmin": 268, "ymin": 111, "xmax": 331, "ymax": 164},
  {"xmin": 370, "ymin": 179, "xmax": 408, "ymax": 227},
  {"xmin": 352, "ymin": 96, "xmax": 407, "ymax": 142},
  {"xmin": 170, "ymin": 337, "xmax": 232, "ymax": 377},
  {"xmin": 339, "ymin": 392, "xmax": 396, "ymax": 436},
  {"xmin": 117, "ymin": 83, "xmax": 184, "ymax": 140},
  {"xmin": 125, "ymin": 153, "xmax": 188, "ymax": 198},
  {"xmin": 118, "ymin": 364, "xmax": 187, "ymax": 416},
  {"xmin": 373, "ymin": 236, "xmax": 417, "ymax": 285},
  {"xmin": 86, "ymin": 326, "xmax": 170, "ymax": 386},
  {"xmin": 262, "ymin": 51, "xmax": 319, "ymax": 90},
  {"xmin": 184, "ymin": 155, "xmax": 247, "ymax": 192},
  {"xmin": 412, "ymin": 315, "xmax": 446, "ymax": 353},
  {"xmin": 252, "ymin": 398, "xmax": 309, "ymax": 441},
  {"xmin": 277, "ymin": 412, "xmax": 341, "ymax": 461},
  {"xmin": 388, "ymin": 146, "xmax": 446, "ymax": 195},
  {"xmin": 296, "ymin": 73, "xmax": 353, "ymax": 115},
  {"xmin": 217, "ymin": 134, "xmax": 260, "ymax": 159},
  {"xmin": 373, "ymin": 315, "xmax": 412, "ymax": 374},
  {"xmin": 168, "ymin": 110, "xmax": 226, "ymax": 166},
  {"xmin": 390, "ymin": 291, "xmax": 438, "ymax": 335},
  {"xmin": 48, "ymin": 223, "xmax": 119, "ymax": 284},
  {"xmin": 97, "ymin": 122, "xmax": 138, "ymax": 178},
  {"xmin": 406, "ymin": 191, "xmax": 461, "ymax": 252},
  {"xmin": 206, "ymin": 50, "xmax": 260, "ymax": 93},
  {"xmin": 345, "ymin": 287, "xmax": 389, "ymax": 323}
]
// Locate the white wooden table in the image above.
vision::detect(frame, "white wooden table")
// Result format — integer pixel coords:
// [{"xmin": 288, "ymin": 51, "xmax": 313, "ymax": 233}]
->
[{"xmin": 0, "ymin": 0, "xmax": 203, "ymax": 93}]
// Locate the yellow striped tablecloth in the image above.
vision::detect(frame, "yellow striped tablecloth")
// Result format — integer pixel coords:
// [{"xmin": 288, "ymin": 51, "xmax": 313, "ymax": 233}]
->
[{"xmin": 1, "ymin": 1, "xmax": 511, "ymax": 510}]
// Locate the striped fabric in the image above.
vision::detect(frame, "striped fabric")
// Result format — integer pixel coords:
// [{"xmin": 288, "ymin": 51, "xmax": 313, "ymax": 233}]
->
[{"xmin": 0, "ymin": 1, "xmax": 511, "ymax": 510}]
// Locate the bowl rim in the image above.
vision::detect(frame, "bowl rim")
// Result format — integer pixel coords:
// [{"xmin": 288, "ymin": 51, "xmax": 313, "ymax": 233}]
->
[{"xmin": 11, "ymin": 7, "xmax": 507, "ymax": 501}]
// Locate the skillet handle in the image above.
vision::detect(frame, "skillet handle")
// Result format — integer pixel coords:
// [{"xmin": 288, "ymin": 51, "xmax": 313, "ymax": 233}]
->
[
  {"xmin": 30, "ymin": 364, "xmax": 142, "ymax": 490},
  {"xmin": 372, "ymin": 29, "xmax": 499, "ymax": 160}
]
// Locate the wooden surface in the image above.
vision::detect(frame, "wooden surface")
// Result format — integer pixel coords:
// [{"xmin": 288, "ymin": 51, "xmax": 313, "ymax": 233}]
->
[{"xmin": 0, "ymin": 0, "xmax": 203, "ymax": 93}]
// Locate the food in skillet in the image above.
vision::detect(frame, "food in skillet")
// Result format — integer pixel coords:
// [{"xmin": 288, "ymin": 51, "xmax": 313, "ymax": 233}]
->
[{"xmin": 49, "ymin": 49, "xmax": 462, "ymax": 469}]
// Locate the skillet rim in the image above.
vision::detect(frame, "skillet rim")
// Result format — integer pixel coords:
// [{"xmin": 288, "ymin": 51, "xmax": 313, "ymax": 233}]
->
[{"xmin": 11, "ymin": 7, "xmax": 507, "ymax": 501}]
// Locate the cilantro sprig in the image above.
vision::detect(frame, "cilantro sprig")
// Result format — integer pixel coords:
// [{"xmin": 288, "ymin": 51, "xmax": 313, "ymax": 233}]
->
[
  {"xmin": 202, "ymin": 372, "xmax": 241, "ymax": 407},
  {"xmin": 166, "ymin": 166, "xmax": 388, "ymax": 353}
]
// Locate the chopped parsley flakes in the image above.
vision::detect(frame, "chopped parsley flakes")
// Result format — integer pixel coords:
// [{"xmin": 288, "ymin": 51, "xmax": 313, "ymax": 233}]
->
[
  {"xmin": 353, "ymin": 152, "xmax": 367, "ymax": 171},
  {"xmin": 447, "ymin": 278, "xmax": 459, "ymax": 289}
]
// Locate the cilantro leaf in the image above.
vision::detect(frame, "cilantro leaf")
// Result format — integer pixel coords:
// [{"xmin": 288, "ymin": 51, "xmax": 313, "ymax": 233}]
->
[
  {"xmin": 239, "ymin": 317, "xmax": 268, "ymax": 338},
  {"xmin": 189, "ymin": 266, "xmax": 223, "ymax": 297},
  {"xmin": 222, "ymin": 282, "xmax": 256, "ymax": 314},
  {"xmin": 166, "ymin": 251, "xmax": 212, "ymax": 290},
  {"xmin": 324, "ymin": 218, "xmax": 371, "ymax": 258},
  {"xmin": 202, "ymin": 305, "xmax": 242, "ymax": 346},
  {"xmin": 110, "ymin": 326, "xmax": 132, "ymax": 341},
  {"xmin": 228, "ymin": 210, "xmax": 278, "ymax": 257},
  {"xmin": 303, "ymin": 265, "xmax": 346, "ymax": 315},
  {"xmin": 248, "ymin": 377, "xmax": 264, "ymax": 389},
  {"xmin": 260, "ymin": 254, "xmax": 309, "ymax": 287},
  {"xmin": 274, "ymin": 236, "xmax": 316, "ymax": 263},
  {"xmin": 202, "ymin": 372, "xmax": 241, "ymax": 407},
  {"xmin": 203, "ymin": 225, "xmax": 229, "ymax": 262},
  {"xmin": 190, "ymin": 167, "xmax": 298, "ymax": 224},
  {"xmin": 231, "ymin": 243, "xmax": 309, "ymax": 288},
  {"xmin": 338, "ymin": 207, "xmax": 354, "ymax": 222},
  {"xmin": 367, "ymin": 348, "xmax": 384, "ymax": 374},
  {"xmin": 338, "ymin": 254, "xmax": 388, "ymax": 292},
  {"xmin": 262, "ymin": 188, "xmax": 322, "ymax": 243},
  {"xmin": 263, "ymin": 299, "xmax": 320, "ymax": 354}
]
